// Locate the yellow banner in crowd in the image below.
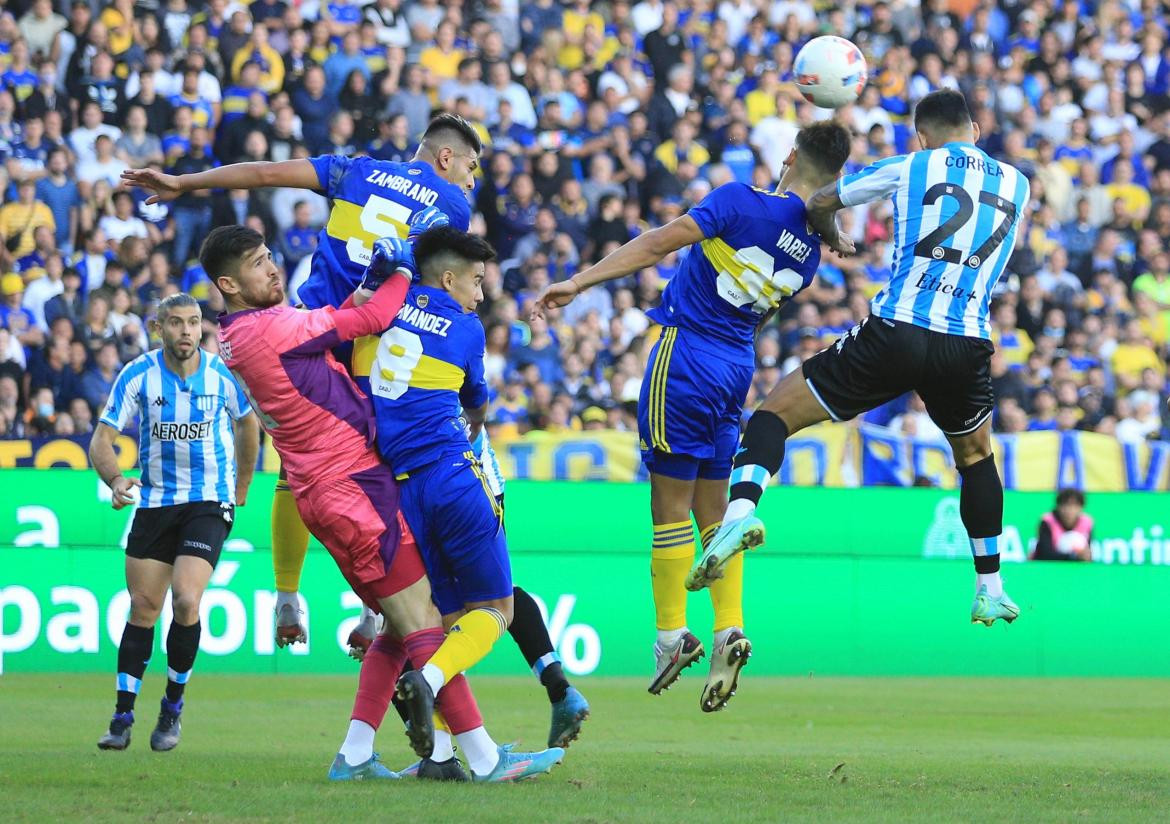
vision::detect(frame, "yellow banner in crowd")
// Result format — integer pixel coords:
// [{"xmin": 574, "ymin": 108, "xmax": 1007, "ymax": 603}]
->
[{"xmin": 4, "ymin": 428, "xmax": 1168, "ymax": 491}]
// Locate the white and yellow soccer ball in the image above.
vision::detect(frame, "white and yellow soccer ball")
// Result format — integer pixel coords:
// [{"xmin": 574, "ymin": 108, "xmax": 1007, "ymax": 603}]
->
[{"xmin": 793, "ymin": 36, "xmax": 868, "ymax": 109}]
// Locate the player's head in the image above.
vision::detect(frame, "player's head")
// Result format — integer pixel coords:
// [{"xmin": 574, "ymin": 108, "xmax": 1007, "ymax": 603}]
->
[
  {"xmin": 417, "ymin": 113, "xmax": 481, "ymax": 192},
  {"xmin": 913, "ymin": 88, "xmax": 978, "ymax": 149},
  {"xmin": 200, "ymin": 224, "xmax": 284, "ymax": 311},
  {"xmin": 153, "ymin": 293, "xmax": 202, "ymax": 363},
  {"xmin": 413, "ymin": 226, "xmax": 496, "ymax": 313},
  {"xmin": 782, "ymin": 120, "xmax": 851, "ymax": 187}
]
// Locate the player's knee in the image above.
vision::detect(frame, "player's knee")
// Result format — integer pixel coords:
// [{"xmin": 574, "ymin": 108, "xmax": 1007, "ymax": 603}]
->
[
  {"xmin": 129, "ymin": 591, "xmax": 163, "ymax": 624},
  {"xmin": 482, "ymin": 598, "xmax": 513, "ymax": 627},
  {"xmin": 170, "ymin": 591, "xmax": 202, "ymax": 625}
]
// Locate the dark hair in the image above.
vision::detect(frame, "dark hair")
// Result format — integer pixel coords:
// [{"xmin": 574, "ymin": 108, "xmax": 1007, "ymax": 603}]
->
[
  {"xmin": 914, "ymin": 88, "xmax": 973, "ymax": 132},
  {"xmin": 795, "ymin": 120, "xmax": 851, "ymax": 176},
  {"xmin": 413, "ymin": 227, "xmax": 497, "ymax": 283},
  {"xmin": 422, "ymin": 112, "xmax": 482, "ymax": 154},
  {"xmin": 157, "ymin": 292, "xmax": 200, "ymax": 321},
  {"xmin": 1056, "ymin": 488, "xmax": 1085, "ymax": 507},
  {"xmin": 199, "ymin": 224, "xmax": 265, "ymax": 280}
]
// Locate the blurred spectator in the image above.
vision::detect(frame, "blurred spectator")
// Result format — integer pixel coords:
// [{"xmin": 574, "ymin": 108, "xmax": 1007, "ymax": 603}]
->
[{"xmin": 1031, "ymin": 489, "xmax": 1093, "ymax": 561}]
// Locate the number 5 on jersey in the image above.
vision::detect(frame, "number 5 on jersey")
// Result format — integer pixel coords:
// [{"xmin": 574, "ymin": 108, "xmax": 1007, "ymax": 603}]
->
[
  {"xmin": 372, "ymin": 327, "xmax": 423, "ymax": 400},
  {"xmin": 344, "ymin": 195, "xmax": 414, "ymax": 266}
]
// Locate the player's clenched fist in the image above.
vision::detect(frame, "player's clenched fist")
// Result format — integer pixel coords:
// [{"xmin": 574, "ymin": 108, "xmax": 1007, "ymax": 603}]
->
[
  {"xmin": 408, "ymin": 205, "xmax": 450, "ymax": 241},
  {"xmin": 531, "ymin": 279, "xmax": 580, "ymax": 320},
  {"xmin": 361, "ymin": 236, "xmax": 415, "ymax": 290}
]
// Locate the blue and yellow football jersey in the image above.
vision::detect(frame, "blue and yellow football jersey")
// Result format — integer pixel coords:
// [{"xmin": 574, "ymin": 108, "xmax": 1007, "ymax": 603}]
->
[
  {"xmin": 647, "ymin": 182, "xmax": 821, "ymax": 364},
  {"xmin": 299, "ymin": 155, "xmax": 471, "ymax": 312},
  {"xmin": 368, "ymin": 285, "xmax": 489, "ymax": 475}
]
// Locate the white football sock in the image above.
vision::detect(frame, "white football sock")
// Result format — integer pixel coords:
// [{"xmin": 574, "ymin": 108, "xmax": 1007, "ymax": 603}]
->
[
  {"xmin": 431, "ymin": 729, "xmax": 455, "ymax": 762},
  {"xmin": 276, "ymin": 590, "xmax": 299, "ymax": 611},
  {"xmin": 338, "ymin": 720, "xmax": 375, "ymax": 767},
  {"xmin": 456, "ymin": 726, "xmax": 499, "ymax": 776},
  {"xmin": 657, "ymin": 628, "xmax": 687, "ymax": 649},
  {"xmin": 723, "ymin": 498, "xmax": 756, "ymax": 523},
  {"xmin": 714, "ymin": 626, "xmax": 740, "ymax": 648},
  {"xmin": 977, "ymin": 572, "xmax": 1004, "ymax": 598},
  {"xmin": 420, "ymin": 662, "xmax": 445, "ymax": 696}
]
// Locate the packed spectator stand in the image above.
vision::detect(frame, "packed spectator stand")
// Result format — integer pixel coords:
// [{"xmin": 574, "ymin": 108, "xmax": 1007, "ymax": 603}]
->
[{"xmin": 0, "ymin": 0, "xmax": 1167, "ymax": 452}]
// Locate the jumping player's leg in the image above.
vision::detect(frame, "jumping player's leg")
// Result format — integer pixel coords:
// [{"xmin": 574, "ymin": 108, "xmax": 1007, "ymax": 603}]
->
[
  {"xmin": 644, "ymin": 467, "xmax": 705, "ymax": 694},
  {"xmin": 272, "ymin": 469, "xmax": 310, "ymax": 647},
  {"xmin": 919, "ymin": 335, "xmax": 1018, "ymax": 625},
  {"xmin": 949, "ymin": 420, "xmax": 1014, "ymax": 619},
  {"xmin": 689, "ymin": 367, "xmax": 830, "ymax": 590},
  {"xmin": 693, "ymin": 475, "xmax": 752, "ymax": 712}
]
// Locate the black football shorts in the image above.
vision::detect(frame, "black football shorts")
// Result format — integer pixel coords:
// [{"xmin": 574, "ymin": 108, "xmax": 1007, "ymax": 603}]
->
[{"xmin": 801, "ymin": 316, "xmax": 996, "ymax": 436}]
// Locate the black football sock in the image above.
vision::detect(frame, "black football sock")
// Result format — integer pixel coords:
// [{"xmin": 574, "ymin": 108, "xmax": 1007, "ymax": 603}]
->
[
  {"xmin": 115, "ymin": 623, "xmax": 154, "ymax": 715},
  {"xmin": 957, "ymin": 455, "xmax": 1004, "ymax": 574},
  {"xmin": 728, "ymin": 410, "xmax": 790, "ymax": 506},
  {"xmin": 510, "ymin": 586, "xmax": 569, "ymax": 703},
  {"xmin": 164, "ymin": 620, "xmax": 201, "ymax": 705}
]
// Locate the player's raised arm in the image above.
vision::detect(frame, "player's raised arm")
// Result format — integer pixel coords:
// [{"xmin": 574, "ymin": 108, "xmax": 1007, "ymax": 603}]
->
[
  {"xmin": 808, "ymin": 155, "xmax": 907, "ymax": 256},
  {"xmin": 531, "ymin": 215, "xmax": 705, "ymax": 319},
  {"xmin": 121, "ymin": 159, "xmax": 324, "ymax": 205}
]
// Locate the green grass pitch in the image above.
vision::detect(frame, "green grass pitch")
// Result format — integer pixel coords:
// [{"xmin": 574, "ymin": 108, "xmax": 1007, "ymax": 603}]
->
[{"xmin": 3, "ymin": 674, "xmax": 1170, "ymax": 822}]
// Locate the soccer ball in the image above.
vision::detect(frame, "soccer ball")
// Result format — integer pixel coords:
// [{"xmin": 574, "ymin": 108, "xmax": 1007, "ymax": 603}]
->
[{"xmin": 793, "ymin": 36, "xmax": 868, "ymax": 109}]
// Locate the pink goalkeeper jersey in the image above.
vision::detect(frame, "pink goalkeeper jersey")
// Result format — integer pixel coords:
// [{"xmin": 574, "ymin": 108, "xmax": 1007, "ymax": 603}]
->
[{"xmin": 217, "ymin": 277, "xmax": 410, "ymax": 491}]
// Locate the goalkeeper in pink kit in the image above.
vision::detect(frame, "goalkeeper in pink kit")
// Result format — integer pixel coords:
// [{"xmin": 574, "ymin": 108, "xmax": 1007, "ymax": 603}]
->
[{"xmin": 206, "ymin": 223, "xmax": 563, "ymax": 782}]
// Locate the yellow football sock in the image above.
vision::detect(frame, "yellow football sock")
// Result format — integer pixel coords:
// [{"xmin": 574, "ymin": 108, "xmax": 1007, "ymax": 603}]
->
[
  {"xmin": 433, "ymin": 712, "xmax": 450, "ymax": 733},
  {"xmin": 427, "ymin": 608, "xmax": 508, "ymax": 682},
  {"xmin": 651, "ymin": 520, "xmax": 694, "ymax": 631},
  {"xmin": 272, "ymin": 481, "xmax": 310, "ymax": 593},
  {"xmin": 704, "ymin": 521, "xmax": 745, "ymax": 631}
]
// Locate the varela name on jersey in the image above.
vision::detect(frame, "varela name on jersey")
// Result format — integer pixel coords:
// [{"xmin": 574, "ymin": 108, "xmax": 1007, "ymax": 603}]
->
[
  {"xmin": 648, "ymin": 182, "xmax": 822, "ymax": 363},
  {"xmin": 100, "ymin": 349, "xmax": 253, "ymax": 508},
  {"xmin": 837, "ymin": 141, "xmax": 1029, "ymax": 339}
]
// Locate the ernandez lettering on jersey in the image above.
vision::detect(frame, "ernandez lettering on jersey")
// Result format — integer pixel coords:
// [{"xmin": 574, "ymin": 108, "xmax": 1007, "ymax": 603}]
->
[
  {"xmin": 397, "ymin": 303, "xmax": 452, "ymax": 336},
  {"xmin": 363, "ymin": 170, "xmax": 441, "ymax": 205}
]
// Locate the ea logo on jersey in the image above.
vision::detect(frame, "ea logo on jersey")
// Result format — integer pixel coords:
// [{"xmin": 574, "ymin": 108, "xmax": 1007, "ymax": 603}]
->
[
  {"xmin": 968, "ymin": 255, "xmax": 981, "ymax": 268},
  {"xmin": 408, "ymin": 168, "xmax": 421, "ymax": 175},
  {"xmin": 417, "ymin": 294, "xmax": 429, "ymax": 309},
  {"xmin": 932, "ymin": 247, "xmax": 945, "ymax": 260}
]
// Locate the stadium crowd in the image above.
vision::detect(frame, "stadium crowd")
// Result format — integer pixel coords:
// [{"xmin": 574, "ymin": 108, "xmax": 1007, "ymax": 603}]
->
[{"xmin": 0, "ymin": 0, "xmax": 1168, "ymax": 448}]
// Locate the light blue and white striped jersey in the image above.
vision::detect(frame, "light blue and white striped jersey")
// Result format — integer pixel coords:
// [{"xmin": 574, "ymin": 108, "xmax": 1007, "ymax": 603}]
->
[
  {"xmin": 99, "ymin": 349, "xmax": 253, "ymax": 509},
  {"xmin": 837, "ymin": 142, "xmax": 1029, "ymax": 339},
  {"xmin": 472, "ymin": 427, "xmax": 505, "ymax": 497}
]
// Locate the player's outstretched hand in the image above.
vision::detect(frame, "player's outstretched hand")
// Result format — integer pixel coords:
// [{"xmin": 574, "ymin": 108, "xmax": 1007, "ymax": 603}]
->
[
  {"xmin": 360, "ymin": 236, "xmax": 415, "ymax": 291},
  {"xmin": 828, "ymin": 232, "xmax": 856, "ymax": 258},
  {"xmin": 120, "ymin": 168, "xmax": 182, "ymax": 204},
  {"xmin": 531, "ymin": 280, "xmax": 580, "ymax": 320},
  {"xmin": 110, "ymin": 476, "xmax": 142, "ymax": 510},
  {"xmin": 407, "ymin": 205, "xmax": 449, "ymax": 241}
]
